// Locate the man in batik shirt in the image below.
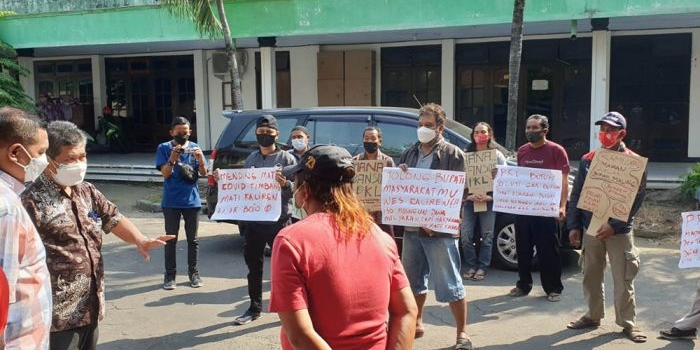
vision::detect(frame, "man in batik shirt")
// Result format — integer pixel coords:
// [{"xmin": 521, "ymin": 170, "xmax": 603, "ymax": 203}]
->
[{"xmin": 22, "ymin": 121, "xmax": 172, "ymax": 350}]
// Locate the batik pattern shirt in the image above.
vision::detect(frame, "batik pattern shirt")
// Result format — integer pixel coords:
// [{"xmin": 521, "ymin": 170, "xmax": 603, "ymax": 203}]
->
[
  {"xmin": 22, "ymin": 174, "xmax": 123, "ymax": 331},
  {"xmin": 0, "ymin": 171, "xmax": 52, "ymax": 349}
]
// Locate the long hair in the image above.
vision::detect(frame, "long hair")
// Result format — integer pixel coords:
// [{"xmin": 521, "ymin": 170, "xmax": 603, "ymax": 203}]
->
[
  {"xmin": 297, "ymin": 170, "xmax": 374, "ymax": 240},
  {"xmin": 465, "ymin": 122, "xmax": 496, "ymax": 152}
]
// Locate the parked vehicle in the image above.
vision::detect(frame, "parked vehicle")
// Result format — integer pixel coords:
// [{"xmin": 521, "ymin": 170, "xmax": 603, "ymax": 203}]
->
[{"xmin": 206, "ymin": 107, "xmax": 575, "ymax": 270}]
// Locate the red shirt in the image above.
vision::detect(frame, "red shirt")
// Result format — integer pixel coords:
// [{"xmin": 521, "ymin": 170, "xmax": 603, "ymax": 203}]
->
[
  {"xmin": 269, "ymin": 212, "xmax": 409, "ymax": 350},
  {"xmin": 517, "ymin": 141, "xmax": 570, "ymax": 174}
]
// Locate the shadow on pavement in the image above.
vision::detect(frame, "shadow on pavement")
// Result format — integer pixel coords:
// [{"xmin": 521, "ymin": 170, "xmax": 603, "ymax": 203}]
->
[{"xmin": 98, "ymin": 320, "xmax": 279, "ymax": 350}]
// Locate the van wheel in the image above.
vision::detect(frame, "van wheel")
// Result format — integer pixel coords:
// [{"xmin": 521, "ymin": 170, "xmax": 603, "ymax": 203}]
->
[{"xmin": 491, "ymin": 214, "xmax": 537, "ymax": 271}]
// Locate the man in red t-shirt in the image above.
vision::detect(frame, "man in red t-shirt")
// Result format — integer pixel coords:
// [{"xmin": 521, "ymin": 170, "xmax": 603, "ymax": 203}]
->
[{"xmin": 508, "ymin": 114, "xmax": 570, "ymax": 302}]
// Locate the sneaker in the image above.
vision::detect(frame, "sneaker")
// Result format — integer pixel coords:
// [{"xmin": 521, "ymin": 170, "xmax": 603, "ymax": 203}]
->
[
  {"xmin": 233, "ymin": 309, "xmax": 262, "ymax": 325},
  {"xmin": 163, "ymin": 275, "xmax": 176, "ymax": 290},
  {"xmin": 189, "ymin": 273, "xmax": 204, "ymax": 288},
  {"xmin": 659, "ymin": 327, "xmax": 697, "ymax": 340}
]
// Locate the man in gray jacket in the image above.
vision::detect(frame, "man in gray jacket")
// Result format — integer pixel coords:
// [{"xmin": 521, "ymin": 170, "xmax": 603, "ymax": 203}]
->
[
  {"xmin": 398, "ymin": 103, "xmax": 471, "ymax": 350},
  {"xmin": 233, "ymin": 115, "xmax": 296, "ymax": 325}
]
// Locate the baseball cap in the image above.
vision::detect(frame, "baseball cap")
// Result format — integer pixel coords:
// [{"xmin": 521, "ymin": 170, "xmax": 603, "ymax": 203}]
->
[
  {"xmin": 256, "ymin": 114, "xmax": 278, "ymax": 131},
  {"xmin": 291, "ymin": 125, "xmax": 310, "ymax": 136},
  {"xmin": 595, "ymin": 111, "xmax": 627, "ymax": 129},
  {"xmin": 283, "ymin": 145, "xmax": 355, "ymax": 183}
]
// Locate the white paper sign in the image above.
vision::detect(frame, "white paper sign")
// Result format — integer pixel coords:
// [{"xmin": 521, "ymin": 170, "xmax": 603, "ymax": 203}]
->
[
  {"xmin": 210, "ymin": 168, "xmax": 281, "ymax": 222},
  {"xmin": 380, "ymin": 168, "xmax": 465, "ymax": 234},
  {"xmin": 680, "ymin": 211, "xmax": 700, "ymax": 268},
  {"xmin": 492, "ymin": 165, "xmax": 563, "ymax": 217}
]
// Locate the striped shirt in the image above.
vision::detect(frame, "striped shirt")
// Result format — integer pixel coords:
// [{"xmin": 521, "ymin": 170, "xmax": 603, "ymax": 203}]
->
[{"xmin": 0, "ymin": 171, "xmax": 52, "ymax": 349}]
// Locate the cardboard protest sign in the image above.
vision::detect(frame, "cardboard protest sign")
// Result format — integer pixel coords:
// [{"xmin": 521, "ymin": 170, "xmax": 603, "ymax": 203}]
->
[
  {"xmin": 210, "ymin": 168, "xmax": 281, "ymax": 222},
  {"xmin": 492, "ymin": 165, "xmax": 563, "ymax": 217},
  {"xmin": 381, "ymin": 168, "xmax": 465, "ymax": 234},
  {"xmin": 352, "ymin": 160, "xmax": 385, "ymax": 212},
  {"xmin": 679, "ymin": 211, "xmax": 700, "ymax": 268},
  {"xmin": 465, "ymin": 149, "xmax": 497, "ymax": 212},
  {"xmin": 576, "ymin": 149, "xmax": 647, "ymax": 236}
]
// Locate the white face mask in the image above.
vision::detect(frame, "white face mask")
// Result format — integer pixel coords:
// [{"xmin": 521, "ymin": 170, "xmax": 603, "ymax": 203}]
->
[
  {"xmin": 14, "ymin": 146, "xmax": 49, "ymax": 183},
  {"xmin": 291, "ymin": 138, "xmax": 307, "ymax": 152},
  {"xmin": 417, "ymin": 126, "xmax": 437, "ymax": 144},
  {"xmin": 52, "ymin": 161, "xmax": 87, "ymax": 187}
]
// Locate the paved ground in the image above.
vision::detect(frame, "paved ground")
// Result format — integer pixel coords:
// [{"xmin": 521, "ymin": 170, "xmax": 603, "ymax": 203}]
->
[{"xmin": 94, "ymin": 182, "xmax": 700, "ymax": 350}]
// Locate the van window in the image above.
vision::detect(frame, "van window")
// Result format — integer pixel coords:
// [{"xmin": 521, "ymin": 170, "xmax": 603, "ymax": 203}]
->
[
  {"xmin": 233, "ymin": 115, "xmax": 301, "ymax": 150},
  {"xmin": 306, "ymin": 115, "xmax": 370, "ymax": 156},
  {"xmin": 374, "ymin": 118, "xmax": 417, "ymax": 159}
]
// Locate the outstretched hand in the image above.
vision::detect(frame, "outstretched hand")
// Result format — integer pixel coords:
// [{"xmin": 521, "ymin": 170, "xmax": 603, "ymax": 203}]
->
[{"xmin": 137, "ymin": 235, "xmax": 175, "ymax": 261}]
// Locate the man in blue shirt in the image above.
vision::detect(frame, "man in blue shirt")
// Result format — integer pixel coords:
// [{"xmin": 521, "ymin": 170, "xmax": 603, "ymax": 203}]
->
[{"xmin": 155, "ymin": 116, "xmax": 207, "ymax": 290}]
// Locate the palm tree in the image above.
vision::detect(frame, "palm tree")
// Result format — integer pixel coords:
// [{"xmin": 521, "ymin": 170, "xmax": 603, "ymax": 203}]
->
[
  {"xmin": 505, "ymin": 0, "xmax": 525, "ymax": 150},
  {"xmin": 161, "ymin": 0, "xmax": 244, "ymax": 109},
  {"xmin": 0, "ymin": 11, "xmax": 35, "ymax": 110}
]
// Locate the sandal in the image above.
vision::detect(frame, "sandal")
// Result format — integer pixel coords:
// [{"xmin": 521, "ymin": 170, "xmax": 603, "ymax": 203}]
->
[
  {"xmin": 623, "ymin": 327, "xmax": 647, "ymax": 343},
  {"xmin": 473, "ymin": 269, "xmax": 486, "ymax": 281},
  {"xmin": 567, "ymin": 316, "xmax": 600, "ymax": 329},
  {"xmin": 546, "ymin": 292, "xmax": 561, "ymax": 302},
  {"xmin": 462, "ymin": 269, "xmax": 476, "ymax": 280},
  {"xmin": 508, "ymin": 287, "xmax": 527, "ymax": 297},
  {"xmin": 415, "ymin": 324, "xmax": 424, "ymax": 339},
  {"xmin": 455, "ymin": 336, "xmax": 473, "ymax": 350}
]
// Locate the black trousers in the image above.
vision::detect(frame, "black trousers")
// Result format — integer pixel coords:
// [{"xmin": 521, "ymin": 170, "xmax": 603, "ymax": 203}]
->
[
  {"xmin": 50, "ymin": 323, "xmax": 98, "ymax": 350},
  {"xmin": 241, "ymin": 220, "xmax": 288, "ymax": 313},
  {"xmin": 163, "ymin": 207, "xmax": 200, "ymax": 276},
  {"xmin": 514, "ymin": 215, "xmax": 563, "ymax": 295}
]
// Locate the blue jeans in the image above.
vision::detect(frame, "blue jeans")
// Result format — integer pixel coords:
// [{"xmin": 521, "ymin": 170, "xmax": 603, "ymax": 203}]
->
[
  {"xmin": 401, "ymin": 230, "xmax": 465, "ymax": 303},
  {"xmin": 460, "ymin": 201, "xmax": 495, "ymax": 271}
]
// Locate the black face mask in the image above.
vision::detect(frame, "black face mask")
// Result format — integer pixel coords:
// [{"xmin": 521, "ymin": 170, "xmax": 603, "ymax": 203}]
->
[
  {"xmin": 525, "ymin": 131, "xmax": 543, "ymax": 143},
  {"xmin": 256, "ymin": 134, "xmax": 276, "ymax": 147},
  {"xmin": 174, "ymin": 134, "xmax": 189, "ymax": 145},
  {"xmin": 363, "ymin": 142, "xmax": 378, "ymax": 154}
]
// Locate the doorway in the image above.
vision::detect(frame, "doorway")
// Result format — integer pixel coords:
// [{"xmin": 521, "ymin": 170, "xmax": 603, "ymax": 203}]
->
[{"xmin": 106, "ymin": 55, "xmax": 195, "ymax": 152}]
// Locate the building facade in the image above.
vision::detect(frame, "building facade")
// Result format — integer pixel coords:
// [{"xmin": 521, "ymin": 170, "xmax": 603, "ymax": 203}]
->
[{"xmin": 1, "ymin": 0, "xmax": 699, "ymax": 163}]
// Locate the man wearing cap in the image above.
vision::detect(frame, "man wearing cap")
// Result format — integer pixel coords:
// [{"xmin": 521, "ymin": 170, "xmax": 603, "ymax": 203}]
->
[
  {"xmin": 566, "ymin": 112, "xmax": 648, "ymax": 343},
  {"xmin": 287, "ymin": 125, "xmax": 310, "ymax": 223},
  {"xmin": 233, "ymin": 115, "xmax": 296, "ymax": 325},
  {"xmin": 288, "ymin": 125, "xmax": 311, "ymax": 161}
]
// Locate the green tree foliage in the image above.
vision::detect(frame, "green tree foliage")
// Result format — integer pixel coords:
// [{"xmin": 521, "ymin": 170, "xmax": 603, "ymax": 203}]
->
[
  {"xmin": 160, "ymin": 0, "xmax": 244, "ymax": 109},
  {"xmin": 0, "ymin": 12, "xmax": 34, "ymax": 110},
  {"xmin": 680, "ymin": 163, "xmax": 700, "ymax": 200}
]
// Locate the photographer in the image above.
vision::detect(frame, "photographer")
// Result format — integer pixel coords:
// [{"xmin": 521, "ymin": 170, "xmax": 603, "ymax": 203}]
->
[{"xmin": 155, "ymin": 116, "xmax": 207, "ymax": 290}]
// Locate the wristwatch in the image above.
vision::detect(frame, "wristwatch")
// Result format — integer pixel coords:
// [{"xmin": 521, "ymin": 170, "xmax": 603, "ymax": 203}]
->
[{"xmin": 168, "ymin": 160, "xmax": 176, "ymax": 166}]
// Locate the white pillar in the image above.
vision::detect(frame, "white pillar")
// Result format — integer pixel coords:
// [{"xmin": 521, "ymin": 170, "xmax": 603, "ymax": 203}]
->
[
  {"xmin": 17, "ymin": 57, "xmax": 34, "ymax": 100},
  {"xmin": 589, "ymin": 30, "xmax": 611, "ymax": 149},
  {"xmin": 441, "ymin": 39, "xmax": 456, "ymax": 119},
  {"xmin": 689, "ymin": 29, "xmax": 700, "ymax": 157},
  {"xmin": 90, "ymin": 55, "xmax": 106, "ymax": 128},
  {"xmin": 193, "ymin": 50, "xmax": 212, "ymax": 149},
  {"xmin": 260, "ymin": 46, "xmax": 277, "ymax": 109},
  {"xmin": 290, "ymin": 45, "xmax": 319, "ymax": 107}
]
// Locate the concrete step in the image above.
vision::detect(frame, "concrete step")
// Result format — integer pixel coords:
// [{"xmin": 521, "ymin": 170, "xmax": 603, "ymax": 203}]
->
[{"xmin": 86, "ymin": 163, "xmax": 163, "ymax": 183}]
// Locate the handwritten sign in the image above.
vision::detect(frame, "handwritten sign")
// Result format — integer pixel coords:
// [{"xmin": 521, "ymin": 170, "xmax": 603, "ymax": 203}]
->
[
  {"xmin": 210, "ymin": 168, "xmax": 281, "ymax": 222},
  {"xmin": 577, "ymin": 149, "xmax": 647, "ymax": 236},
  {"xmin": 680, "ymin": 211, "xmax": 700, "ymax": 268},
  {"xmin": 352, "ymin": 160, "xmax": 384, "ymax": 212},
  {"xmin": 381, "ymin": 168, "xmax": 465, "ymax": 234},
  {"xmin": 492, "ymin": 165, "xmax": 563, "ymax": 217},
  {"xmin": 465, "ymin": 149, "xmax": 497, "ymax": 212}
]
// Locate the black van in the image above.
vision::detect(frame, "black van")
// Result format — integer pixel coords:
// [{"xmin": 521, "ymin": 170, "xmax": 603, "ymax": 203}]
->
[{"xmin": 206, "ymin": 107, "xmax": 573, "ymax": 269}]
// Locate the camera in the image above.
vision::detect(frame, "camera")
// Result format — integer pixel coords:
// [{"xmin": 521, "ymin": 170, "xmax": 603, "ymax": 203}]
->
[{"xmin": 174, "ymin": 148, "xmax": 184, "ymax": 154}]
